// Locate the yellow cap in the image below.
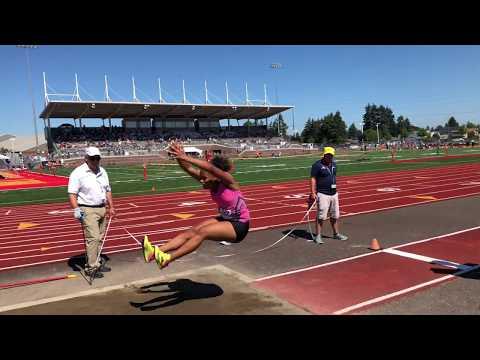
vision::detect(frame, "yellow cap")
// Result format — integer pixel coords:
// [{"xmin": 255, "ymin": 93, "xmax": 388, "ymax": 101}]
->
[{"xmin": 323, "ymin": 147, "xmax": 335, "ymax": 156}]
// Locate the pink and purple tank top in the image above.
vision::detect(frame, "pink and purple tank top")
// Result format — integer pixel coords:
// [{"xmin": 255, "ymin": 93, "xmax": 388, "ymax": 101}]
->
[{"xmin": 210, "ymin": 182, "xmax": 250, "ymax": 223}]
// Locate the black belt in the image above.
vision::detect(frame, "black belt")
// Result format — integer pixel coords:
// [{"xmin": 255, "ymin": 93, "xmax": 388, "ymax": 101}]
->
[{"xmin": 79, "ymin": 204, "xmax": 105, "ymax": 208}]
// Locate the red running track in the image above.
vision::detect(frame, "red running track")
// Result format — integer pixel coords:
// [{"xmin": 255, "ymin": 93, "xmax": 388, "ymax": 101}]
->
[
  {"xmin": 0, "ymin": 170, "xmax": 69, "ymax": 191},
  {"xmin": 1, "ymin": 162, "xmax": 480, "ymax": 272},
  {"xmin": 254, "ymin": 226, "xmax": 480, "ymax": 314}
]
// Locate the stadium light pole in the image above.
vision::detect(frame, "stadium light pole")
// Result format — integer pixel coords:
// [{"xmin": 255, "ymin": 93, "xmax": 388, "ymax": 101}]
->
[
  {"xmin": 360, "ymin": 121, "xmax": 365, "ymax": 149},
  {"xmin": 376, "ymin": 122, "xmax": 380, "ymax": 145},
  {"xmin": 17, "ymin": 45, "xmax": 39, "ymax": 152},
  {"xmin": 270, "ymin": 63, "xmax": 282, "ymax": 137}
]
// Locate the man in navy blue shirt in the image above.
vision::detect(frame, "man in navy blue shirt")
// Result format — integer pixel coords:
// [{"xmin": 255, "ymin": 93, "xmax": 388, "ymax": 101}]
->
[{"xmin": 310, "ymin": 147, "xmax": 348, "ymax": 244}]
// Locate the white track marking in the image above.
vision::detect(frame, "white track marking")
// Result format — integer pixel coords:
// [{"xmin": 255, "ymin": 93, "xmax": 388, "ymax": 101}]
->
[
  {"xmin": 2, "ymin": 164, "xmax": 480, "ymax": 269},
  {"xmin": 4, "ymin": 172, "xmax": 475, "ymax": 224},
  {"xmin": 333, "ymin": 264, "xmax": 480, "ymax": 315},
  {"xmin": 5, "ymin": 211, "xmax": 11, "ymax": 215},
  {"xmin": 255, "ymin": 251, "xmax": 383, "ymax": 282},
  {"xmin": 254, "ymin": 225, "xmax": 480, "ymax": 282},
  {"xmin": 0, "ymin": 186, "xmax": 480, "ymax": 245},
  {"xmin": 3, "ymin": 164, "xmax": 479, "ymax": 222},
  {"xmin": 390, "ymin": 226, "xmax": 480, "ymax": 250},
  {"xmin": 2, "ymin": 160, "xmax": 478, "ymax": 205},
  {"xmin": 383, "ymin": 248, "xmax": 472, "ymax": 270},
  {"xmin": 123, "ymin": 228, "xmax": 142, "ymax": 245}
]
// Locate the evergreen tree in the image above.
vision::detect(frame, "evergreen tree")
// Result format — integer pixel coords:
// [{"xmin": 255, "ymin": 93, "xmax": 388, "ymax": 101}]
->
[
  {"xmin": 269, "ymin": 114, "xmax": 288, "ymax": 136},
  {"xmin": 348, "ymin": 123, "xmax": 358, "ymax": 139},
  {"xmin": 446, "ymin": 116, "xmax": 459, "ymax": 128},
  {"xmin": 466, "ymin": 121, "xmax": 476, "ymax": 129},
  {"xmin": 364, "ymin": 128, "xmax": 377, "ymax": 142},
  {"xmin": 317, "ymin": 111, "xmax": 347, "ymax": 144},
  {"xmin": 301, "ymin": 118, "xmax": 314, "ymax": 142}
]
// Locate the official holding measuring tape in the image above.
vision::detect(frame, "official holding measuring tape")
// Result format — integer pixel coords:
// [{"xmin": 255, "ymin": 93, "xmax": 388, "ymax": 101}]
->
[
  {"xmin": 310, "ymin": 146, "xmax": 348, "ymax": 244},
  {"xmin": 68, "ymin": 147, "xmax": 115, "ymax": 278}
]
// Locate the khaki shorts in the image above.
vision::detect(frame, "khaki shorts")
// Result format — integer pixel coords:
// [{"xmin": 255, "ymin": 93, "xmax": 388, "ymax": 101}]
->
[{"xmin": 316, "ymin": 192, "xmax": 340, "ymax": 220}]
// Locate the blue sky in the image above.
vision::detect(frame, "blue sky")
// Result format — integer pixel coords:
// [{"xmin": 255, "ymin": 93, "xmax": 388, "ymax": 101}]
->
[{"xmin": 2, "ymin": 45, "xmax": 480, "ymax": 137}]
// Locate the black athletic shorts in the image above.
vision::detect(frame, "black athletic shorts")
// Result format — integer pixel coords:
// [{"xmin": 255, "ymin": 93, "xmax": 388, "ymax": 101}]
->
[{"xmin": 216, "ymin": 216, "xmax": 250, "ymax": 243}]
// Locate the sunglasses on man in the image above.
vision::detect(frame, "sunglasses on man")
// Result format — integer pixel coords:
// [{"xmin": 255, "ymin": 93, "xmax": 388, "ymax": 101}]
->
[{"xmin": 88, "ymin": 156, "xmax": 101, "ymax": 161}]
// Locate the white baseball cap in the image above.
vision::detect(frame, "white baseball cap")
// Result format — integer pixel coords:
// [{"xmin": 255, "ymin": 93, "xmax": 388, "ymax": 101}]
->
[{"xmin": 85, "ymin": 147, "xmax": 101, "ymax": 157}]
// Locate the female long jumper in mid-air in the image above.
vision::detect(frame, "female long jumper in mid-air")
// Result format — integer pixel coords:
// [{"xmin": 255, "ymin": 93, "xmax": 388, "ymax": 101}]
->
[{"xmin": 142, "ymin": 141, "xmax": 251, "ymax": 269}]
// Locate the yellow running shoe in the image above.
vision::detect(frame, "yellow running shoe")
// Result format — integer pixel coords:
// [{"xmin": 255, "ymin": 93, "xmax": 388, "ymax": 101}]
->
[
  {"xmin": 154, "ymin": 246, "xmax": 171, "ymax": 269},
  {"xmin": 142, "ymin": 235, "xmax": 155, "ymax": 263}
]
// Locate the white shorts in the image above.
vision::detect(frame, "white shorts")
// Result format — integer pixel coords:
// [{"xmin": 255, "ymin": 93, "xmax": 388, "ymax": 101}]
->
[{"xmin": 316, "ymin": 192, "xmax": 340, "ymax": 221}]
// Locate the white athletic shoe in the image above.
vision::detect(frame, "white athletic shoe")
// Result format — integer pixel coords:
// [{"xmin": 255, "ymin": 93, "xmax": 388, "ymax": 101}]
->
[
  {"xmin": 314, "ymin": 235, "xmax": 324, "ymax": 244},
  {"xmin": 333, "ymin": 233, "xmax": 348, "ymax": 241}
]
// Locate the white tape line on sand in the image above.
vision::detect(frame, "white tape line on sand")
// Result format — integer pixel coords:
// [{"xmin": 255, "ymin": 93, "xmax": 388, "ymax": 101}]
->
[{"xmin": 383, "ymin": 248, "xmax": 473, "ymax": 271}]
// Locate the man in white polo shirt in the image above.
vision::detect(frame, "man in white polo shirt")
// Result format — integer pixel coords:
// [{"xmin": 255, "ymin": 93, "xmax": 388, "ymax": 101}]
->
[{"xmin": 68, "ymin": 147, "xmax": 116, "ymax": 278}]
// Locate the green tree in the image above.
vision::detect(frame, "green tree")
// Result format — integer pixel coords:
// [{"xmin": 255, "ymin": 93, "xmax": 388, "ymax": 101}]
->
[
  {"xmin": 316, "ymin": 111, "xmax": 347, "ymax": 145},
  {"xmin": 269, "ymin": 114, "xmax": 288, "ymax": 137},
  {"xmin": 466, "ymin": 121, "xmax": 476, "ymax": 129},
  {"xmin": 405, "ymin": 118, "xmax": 416, "ymax": 132},
  {"xmin": 364, "ymin": 128, "xmax": 377, "ymax": 142},
  {"xmin": 301, "ymin": 118, "xmax": 315, "ymax": 142},
  {"xmin": 417, "ymin": 128, "xmax": 428, "ymax": 138},
  {"xmin": 382, "ymin": 127, "xmax": 392, "ymax": 140},
  {"xmin": 347, "ymin": 123, "xmax": 358, "ymax": 139},
  {"xmin": 362, "ymin": 103, "xmax": 396, "ymax": 136},
  {"xmin": 446, "ymin": 116, "xmax": 459, "ymax": 128},
  {"xmin": 290, "ymin": 133, "xmax": 302, "ymax": 142},
  {"xmin": 396, "ymin": 116, "xmax": 410, "ymax": 139}
]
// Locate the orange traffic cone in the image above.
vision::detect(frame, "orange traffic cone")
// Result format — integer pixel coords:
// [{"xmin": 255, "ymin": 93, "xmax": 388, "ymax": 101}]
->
[{"xmin": 369, "ymin": 238, "xmax": 382, "ymax": 251}]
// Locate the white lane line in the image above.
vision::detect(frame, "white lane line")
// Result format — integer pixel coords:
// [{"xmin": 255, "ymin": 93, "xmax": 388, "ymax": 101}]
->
[
  {"xmin": 0, "ymin": 167, "xmax": 476, "ymax": 224},
  {"xmin": 390, "ymin": 226, "xmax": 480, "ymax": 250},
  {"xmin": 123, "ymin": 228, "xmax": 142, "ymax": 245},
  {"xmin": 254, "ymin": 251, "xmax": 383, "ymax": 282},
  {"xmin": 129, "ymin": 203, "xmax": 139, "ymax": 208},
  {"xmin": 5, "ymin": 211, "xmax": 11, "ymax": 215},
  {"xmin": 1, "ymin": 161, "xmax": 477, "ymax": 205},
  {"xmin": 333, "ymin": 264, "xmax": 480, "ymax": 315},
  {"xmin": 383, "ymin": 248, "xmax": 472, "ymax": 271},
  {"xmin": 254, "ymin": 225, "xmax": 480, "ymax": 282}
]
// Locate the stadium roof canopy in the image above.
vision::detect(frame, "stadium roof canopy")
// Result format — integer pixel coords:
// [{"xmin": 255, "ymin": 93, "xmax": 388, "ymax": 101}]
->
[
  {"xmin": 39, "ymin": 100, "xmax": 293, "ymax": 120},
  {"xmin": 0, "ymin": 134, "xmax": 15, "ymax": 142}
]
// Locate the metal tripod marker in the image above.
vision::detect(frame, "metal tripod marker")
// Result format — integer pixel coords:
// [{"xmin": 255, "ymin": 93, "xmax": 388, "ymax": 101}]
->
[{"xmin": 90, "ymin": 216, "xmax": 113, "ymax": 283}]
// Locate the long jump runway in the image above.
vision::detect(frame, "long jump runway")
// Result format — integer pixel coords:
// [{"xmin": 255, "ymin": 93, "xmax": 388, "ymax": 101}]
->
[
  {"xmin": 1, "ymin": 162, "xmax": 480, "ymax": 273},
  {"xmin": 254, "ymin": 226, "xmax": 480, "ymax": 314}
]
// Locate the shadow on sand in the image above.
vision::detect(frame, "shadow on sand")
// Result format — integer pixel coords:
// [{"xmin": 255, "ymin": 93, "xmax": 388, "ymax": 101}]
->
[
  {"xmin": 430, "ymin": 263, "xmax": 480, "ymax": 279},
  {"xmin": 129, "ymin": 279, "xmax": 224, "ymax": 311}
]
